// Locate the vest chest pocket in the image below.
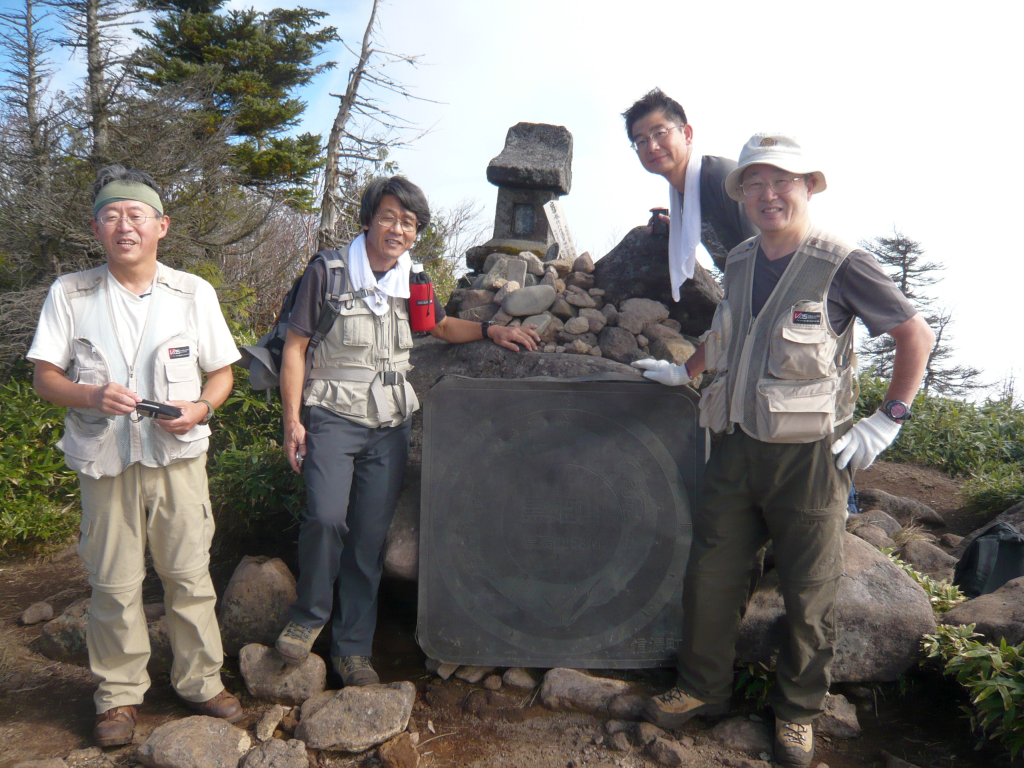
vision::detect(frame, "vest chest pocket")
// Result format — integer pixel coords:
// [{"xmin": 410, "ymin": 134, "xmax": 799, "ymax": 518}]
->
[
  {"xmin": 756, "ymin": 376, "xmax": 838, "ymax": 443},
  {"xmin": 340, "ymin": 306, "xmax": 376, "ymax": 347},
  {"xmin": 163, "ymin": 360, "xmax": 202, "ymax": 401},
  {"xmin": 769, "ymin": 302, "xmax": 837, "ymax": 380}
]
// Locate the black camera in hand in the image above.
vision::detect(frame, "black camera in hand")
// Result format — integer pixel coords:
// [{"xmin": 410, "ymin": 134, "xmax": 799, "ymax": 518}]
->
[{"xmin": 135, "ymin": 399, "xmax": 183, "ymax": 420}]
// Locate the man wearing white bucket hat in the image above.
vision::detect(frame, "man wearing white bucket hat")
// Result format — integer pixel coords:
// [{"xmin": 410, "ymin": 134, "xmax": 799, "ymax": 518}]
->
[{"xmin": 633, "ymin": 133, "xmax": 935, "ymax": 767}]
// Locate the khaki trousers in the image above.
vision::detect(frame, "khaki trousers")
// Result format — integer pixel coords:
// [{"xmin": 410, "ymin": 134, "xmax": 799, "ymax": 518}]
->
[
  {"xmin": 77, "ymin": 454, "xmax": 224, "ymax": 714},
  {"xmin": 676, "ymin": 426, "xmax": 851, "ymax": 723}
]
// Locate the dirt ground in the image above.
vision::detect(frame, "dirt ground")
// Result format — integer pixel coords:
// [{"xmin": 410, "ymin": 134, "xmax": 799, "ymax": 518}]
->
[{"xmin": 0, "ymin": 461, "xmax": 1019, "ymax": 768}]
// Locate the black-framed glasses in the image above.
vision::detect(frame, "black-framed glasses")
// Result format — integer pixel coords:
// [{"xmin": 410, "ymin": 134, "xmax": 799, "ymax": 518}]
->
[
  {"xmin": 739, "ymin": 177, "xmax": 805, "ymax": 198},
  {"xmin": 97, "ymin": 213, "xmax": 159, "ymax": 228},
  {"xmin": 631, "ymin": 124, "xmax": 682, "ymax": 152},
  {"xmin": 374, "ymin": 213, "xmax": 418, "ymax": 233}
]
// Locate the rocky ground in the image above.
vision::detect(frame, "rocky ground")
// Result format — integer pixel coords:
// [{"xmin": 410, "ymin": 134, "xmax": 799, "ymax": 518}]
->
[{"xmin": 0, "ymin": 462, "xmax": 1020, "ymax": 768}]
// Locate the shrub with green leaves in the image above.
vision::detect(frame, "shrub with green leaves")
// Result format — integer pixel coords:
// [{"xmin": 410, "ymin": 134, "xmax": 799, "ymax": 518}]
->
[
  {"xmin": 882, "ymin": 549, "xmax": 968, "ymax": 613},
  {"xmin": 0, "ymin": 365, "xmax": 81, "ymax": 553},
  {"xmin": 923, "ymin": 624, "xmax": 1024, "ymax": 758}
]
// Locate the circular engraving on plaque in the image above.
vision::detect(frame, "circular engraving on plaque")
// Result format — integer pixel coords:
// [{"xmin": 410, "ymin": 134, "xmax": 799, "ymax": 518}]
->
[{"xmin": 430, "ymin": 389, "xmax": 690, "ymax": 658}]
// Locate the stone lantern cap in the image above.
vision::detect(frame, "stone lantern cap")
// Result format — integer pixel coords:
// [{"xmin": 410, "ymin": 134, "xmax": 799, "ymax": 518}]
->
[{"xmin": 486, "ymin": 122, "xmax": 573, "ymax": 194}]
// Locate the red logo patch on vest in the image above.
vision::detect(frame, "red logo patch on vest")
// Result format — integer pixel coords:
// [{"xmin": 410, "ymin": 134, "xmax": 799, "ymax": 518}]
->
[{"xmin": 168, "ymin": 346, "xmax": 190, "ymax": 359}]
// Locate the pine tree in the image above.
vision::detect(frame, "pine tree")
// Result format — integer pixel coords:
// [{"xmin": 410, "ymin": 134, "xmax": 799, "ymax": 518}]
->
[
  {"xmin": 133, "ymin": 0, "xmax": 338, "ymax": 205},
  {"xmin": 858, "ymin": 229, "xmax": 983, "ymax": 395}
]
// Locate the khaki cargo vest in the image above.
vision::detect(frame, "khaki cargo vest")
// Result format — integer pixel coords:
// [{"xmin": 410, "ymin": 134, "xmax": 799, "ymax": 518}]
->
[
  {"xmin": 302, "ymin": 246, "xmax": 419, "ymax": 428},
  {"xmin": 698, "ymin": 227, "xmax": 858, "ymax": 444},
  {"xmin": 56, "ymin": 264, "xmax": 210, "ymax": 478}
]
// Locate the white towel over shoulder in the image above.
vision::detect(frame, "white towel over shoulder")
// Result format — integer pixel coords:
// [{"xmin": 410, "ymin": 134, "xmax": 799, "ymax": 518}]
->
[
  {"xmin": 346, "ymin": 233, "xmax": 411, "ymax": 316},
  {"xmin": 668, "ymin": 152, "xmax": 703, "ymax": 302}
]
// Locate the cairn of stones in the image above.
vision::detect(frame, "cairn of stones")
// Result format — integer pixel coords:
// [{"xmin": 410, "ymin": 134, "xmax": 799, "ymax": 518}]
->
[{"xmin": 447, "ymin": 121, "xmax": 699, "ymax": 365}]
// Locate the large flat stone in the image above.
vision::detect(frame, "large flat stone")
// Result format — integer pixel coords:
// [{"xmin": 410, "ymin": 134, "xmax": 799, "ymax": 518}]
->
[
  {"xmin": 501, "ymin": 285, "xmax": 556, "ymax": 317},
  {"xmin": 137, "ymin": 716, "xmax": 251, "ymax": 768},
  {"xmin": 540, "ymin": 668, "xmax": 630, "ymax": 715},
  {"xmin": 218, "ymin": 556, "xmax": 297, "ymax": 657},
  {"xmin": 486, "ymin": 122, "xmax": 573, "ymax": 193},
  {"xmin": 239, "ymin": 643, "xmax": 326, "ymax": 705},
  {"xmin": 295, "ymin": 682, "xmax": 416, "ymax": 752}
]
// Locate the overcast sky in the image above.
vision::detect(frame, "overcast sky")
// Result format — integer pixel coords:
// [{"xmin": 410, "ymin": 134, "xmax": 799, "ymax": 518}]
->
[{"xmin": 26, "ymin": 0, "xmax": 1024, "ymax": 395}]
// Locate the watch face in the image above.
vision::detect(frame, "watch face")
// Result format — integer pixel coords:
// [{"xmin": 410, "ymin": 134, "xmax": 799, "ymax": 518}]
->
[{"xmin": 887, "ymin": 402, "xmax": 909, "ymax": 420}]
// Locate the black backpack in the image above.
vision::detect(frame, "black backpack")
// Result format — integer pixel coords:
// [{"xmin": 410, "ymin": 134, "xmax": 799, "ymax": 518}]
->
[
  {"xmin": 238, "ymin": 249, "xmax": 371, "ymax": 390},
  {"xmin": 952, "ymin": 521, "xmax": 1024, "ymax": 597}
]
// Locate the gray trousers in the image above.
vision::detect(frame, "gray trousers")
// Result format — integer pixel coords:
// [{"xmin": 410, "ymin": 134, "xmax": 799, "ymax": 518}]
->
[
  {"xmin": 676, "ymin": 425, "xmax": 851, "ymax": 723},
  {"xmin": 290, "ymin": 406, "xmax": 410, "ymax": 657}
]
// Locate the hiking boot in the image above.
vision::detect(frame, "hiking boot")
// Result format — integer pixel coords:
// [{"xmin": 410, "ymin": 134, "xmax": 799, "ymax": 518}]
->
[
  {"xmin": 94, "ymin": 705, "xmax": 137, "ymax": 747},
  {"xmin": 774, "ymin": 718, "xmax": 814, "ymax": 768},
  {"xmin": 333, "ymin": 655, "xmax": 380, "ymax": 686},
  {"xmin": 641, "ymin": 687, "xmax": 729, "ymax": 729},
  {"xmin": 275, "ymin": 621, "xmax": 323, "ymax": 665},
  {"xmin": 184, "ymin": 689, "xmax": 243, "ymax": 723}
]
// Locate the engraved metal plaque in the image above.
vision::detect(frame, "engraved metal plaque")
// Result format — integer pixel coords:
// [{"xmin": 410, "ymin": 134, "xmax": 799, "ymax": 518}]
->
[{"xmin": 417, "ymin": 377, "xmax": 704, "ymax": 668}]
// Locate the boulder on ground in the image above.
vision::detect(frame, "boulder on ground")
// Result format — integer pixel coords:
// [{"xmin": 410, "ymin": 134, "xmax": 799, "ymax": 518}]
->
[
  {"xmin": 900, "ymin": 540, "xmax": 957, "ymax": 579},
  {"xmin": 709, "ymin": 717, "xmax": 772, "ymax": 755},
  {"xmin": 239, "ymin": 738, "xmax": 307, "ymax": 768},
  {"xmin": 239, "ymin": 643, "xmax": 326, "ymax": 705},
  {"xmin": 218, "ymin": 556, "xmax": 297, "ymax": 657},
  {"xmin": 856, "ymin": 489, "xmax": 945, "ymax": 528},
  {"xmin": 593, "ymin": 227, "xmax": 721, "ymax": 337},
  {"xmin": 295, "ymin": 682, "xmax": 416, "ymax": 752},
  {"xmin": 539, "ymin": 668, "xmax": 630, "ymax": 715},
  {"xmin": 850, "ymin": 523, "xmax": 896, "ymax": 550},
  {"xmin": 255, "ymin": 703, "xmax": 284, "ymax": 742},
  {"xmin": 816, "ymin": 693, "xmax": 861, "ymax": 738},
  {"xmin": 503, "ymin": 668, "xmax": 539, "ymax": 690},
  {"xmin": 737, "ymin": 534, "xmax": 937, "ymax": 682},
  {"xmin": 854, "ymin": 510, "xmax": 901, "ymax": 537},
  {"xmin": 647, "ymin": 736, "xmax": 697, "ymax": 767},
  {"xmin": 383, "ymin": 463, "xmax": 420, "ymax": 581},
  {"xmin": 378, "ymin": 732, "xmax": 419, "ymax": 768},
  {"xmin": 137, "ymin": 716, "xmax": 250, "ymax": 768},
  {"xmin": 940, "ymin": 575, "xmax": 1024, "ymax": 645},
  {"xmin": 21, "ymin": 601, "xmax": 53, "ymax": 625},
  {"xmin": 455, "ymin": 665, "xmax": 495, "ymax": 684}
]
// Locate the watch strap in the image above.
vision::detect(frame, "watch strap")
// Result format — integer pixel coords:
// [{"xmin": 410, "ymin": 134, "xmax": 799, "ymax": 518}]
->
[
  {"xmin": 196, "ymin": 399, "xmax": 215, "ymax": 424},
  {"xmin": 481, "ymin": 321, "xmax": 492, "ymax": 340}
]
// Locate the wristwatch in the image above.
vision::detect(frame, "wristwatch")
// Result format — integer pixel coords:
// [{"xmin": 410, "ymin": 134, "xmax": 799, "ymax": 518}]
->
[
  {"xmin": 880, "ymin": 399, "xmax": 913, "ymax": 423},
  {"xmin": 195, "ymin": 399, "xmax": 215, "ymax": 425},
  {"xmin": 480, "ymin": 321, "xmax": 493, "ymax": 340}
]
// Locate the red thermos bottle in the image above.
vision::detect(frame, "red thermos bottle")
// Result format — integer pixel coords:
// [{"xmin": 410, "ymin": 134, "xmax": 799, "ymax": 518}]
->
[{"xmin": 408, "ymin": 264, "xmax": 436, "ymax": 332}]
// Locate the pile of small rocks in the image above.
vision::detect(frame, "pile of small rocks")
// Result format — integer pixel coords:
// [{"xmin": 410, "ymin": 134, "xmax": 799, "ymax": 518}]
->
[{"xmin": 448, "ymin": 247, "xmax": 697, "ymax": 364}]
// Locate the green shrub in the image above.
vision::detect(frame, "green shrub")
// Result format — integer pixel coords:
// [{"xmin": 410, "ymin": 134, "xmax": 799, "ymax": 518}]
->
[
  {"xmin": 883, "ymin": 549, "xmax": 968, "ymax": 613},
  {"xmin": 923, "ymin": 624, "xmax": 1024, "ymax": 758},
  {"xmin": 0, "ymin": 364, "xmax": 81, "ymax": 553}
]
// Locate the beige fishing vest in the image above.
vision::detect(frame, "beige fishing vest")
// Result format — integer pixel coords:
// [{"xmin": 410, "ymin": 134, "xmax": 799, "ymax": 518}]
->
[
  {"xmin": 56, "ymin": 264, "xmax": 210, "ymax": 478},
  {"xmin": 302, "ymin": 247, "xmax": 419, "ymax": 429},
  {"xmin": 698, "ymin": 227, "xmax": 858, "ymax": 444}
]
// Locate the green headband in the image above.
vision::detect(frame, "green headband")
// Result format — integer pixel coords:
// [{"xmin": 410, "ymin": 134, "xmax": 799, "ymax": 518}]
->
[{"xmin": 93, "ymin": 181, "xmax": 164, "ymax": 218}]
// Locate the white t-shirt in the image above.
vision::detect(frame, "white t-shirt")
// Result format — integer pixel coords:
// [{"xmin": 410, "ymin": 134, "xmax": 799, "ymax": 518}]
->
[{"xmin": 28, "ymin": 263, "xmax": 241, "ymax": 374}]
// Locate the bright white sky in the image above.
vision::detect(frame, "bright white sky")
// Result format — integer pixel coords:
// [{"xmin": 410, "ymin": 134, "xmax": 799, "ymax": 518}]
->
[{"xmin": 23, "ymin": 0, "xmax": 1024, "ymax": 394}]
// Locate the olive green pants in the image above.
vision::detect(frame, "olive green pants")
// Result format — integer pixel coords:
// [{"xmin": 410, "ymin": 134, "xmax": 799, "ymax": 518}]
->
[{"xmin": 676, "ymin": 426, "xmax": 851, "ymax": 723}]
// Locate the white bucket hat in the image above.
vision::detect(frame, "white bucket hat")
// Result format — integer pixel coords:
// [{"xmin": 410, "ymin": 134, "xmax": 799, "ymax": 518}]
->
[{"xmin": 724, "ymin": 133, "xmax": 826, "ymax": 202}]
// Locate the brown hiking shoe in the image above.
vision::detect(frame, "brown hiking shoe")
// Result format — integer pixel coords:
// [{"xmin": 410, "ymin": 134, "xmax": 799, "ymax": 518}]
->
[
  {"xmin": 641, "ymin": 687, "xmax": 729, "ymax": 729},
  {"xmin": 185, "ymin": 689, "xmax": 243, "ymax": 723},
  {"xmin": 774, "ymin": 718, "xmax": 814, "ymax": 767},
  {"xmin": 94, "ymin": 705, "xmax": 137, "ymax": 747},
  {"xmin": 333, "ymin": 655, "xmax": 380, "ymax": 686},
  {"xmin": 275, "ymin": 621, "xmax": 324, "ymax": 665}
]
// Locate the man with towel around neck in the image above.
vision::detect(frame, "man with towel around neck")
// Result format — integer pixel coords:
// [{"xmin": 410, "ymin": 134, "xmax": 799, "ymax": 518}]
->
[
  {"xmin": 633, "ymin": 134, "xmax": 935, "ymax": 767},
  {"xmin": 623, "ymin": 88, "xmax": 757, "ymax": 291},
  {"xmin": 274, "ymin": 176, "xmax": 540, "ymax": 687},
  {"xmin": 28, "ymin": 165, "xmax": 244, "ymax": 745}
]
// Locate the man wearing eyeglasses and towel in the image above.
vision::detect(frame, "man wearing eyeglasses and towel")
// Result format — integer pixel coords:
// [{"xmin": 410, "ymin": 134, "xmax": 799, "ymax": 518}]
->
[
  {"xmin": 274, "ymin": 176, "xmax": 540, "ymax": 688},
  {"xmin": 633, "ymin": 134, "xmax": 935, "ymax": 767},
  {"xmin": 623, "ymin": 88, "xmax": 757, "ymax": 291}
]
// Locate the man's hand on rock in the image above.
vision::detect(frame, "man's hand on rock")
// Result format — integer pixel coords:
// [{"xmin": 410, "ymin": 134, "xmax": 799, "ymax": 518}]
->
[{"xmin": 491, "ymin": 324, "xmax": 540, "ymax": 352}]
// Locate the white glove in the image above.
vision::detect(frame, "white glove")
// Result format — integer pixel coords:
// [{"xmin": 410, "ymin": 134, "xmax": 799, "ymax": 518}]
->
[
  {"xmin": 631, "ymin": 358, "xmax": 692, "ymax": 386},
  {"xmin": 831, "ymin": 411, "xmax": 902, "ymax": 471}
]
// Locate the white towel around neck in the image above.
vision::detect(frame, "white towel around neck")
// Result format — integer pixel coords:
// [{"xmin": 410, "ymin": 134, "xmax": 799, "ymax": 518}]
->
[
  {"xmin": 667, "ymin": 152, "xmax": 703, "ymax": 302},
  {"xmin": 346, "ymin": 233, "xmax": 411, "ymax": 316}
]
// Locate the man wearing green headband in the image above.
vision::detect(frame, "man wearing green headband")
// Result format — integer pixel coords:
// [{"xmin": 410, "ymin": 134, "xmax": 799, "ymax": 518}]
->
[{"xmin": 28, "ymin": 165, "xmax": 244, "ymax": 745}]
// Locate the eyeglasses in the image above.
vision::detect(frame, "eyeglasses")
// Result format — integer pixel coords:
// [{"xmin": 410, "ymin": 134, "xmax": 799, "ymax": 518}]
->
[
  {"xmin": 374, "ymin": 213, "xmax": 418, "ymax": 233},
  {"xmin": 739, "ymin": 177, "xmax": 806, "ymax": 198},
  {"xmin": 97, "ymin": 213, "xmax": 159, "ymax": 228},
  {"xmin": 631, "ymin": 124, "xmax": 682, "ymax": 152}
]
